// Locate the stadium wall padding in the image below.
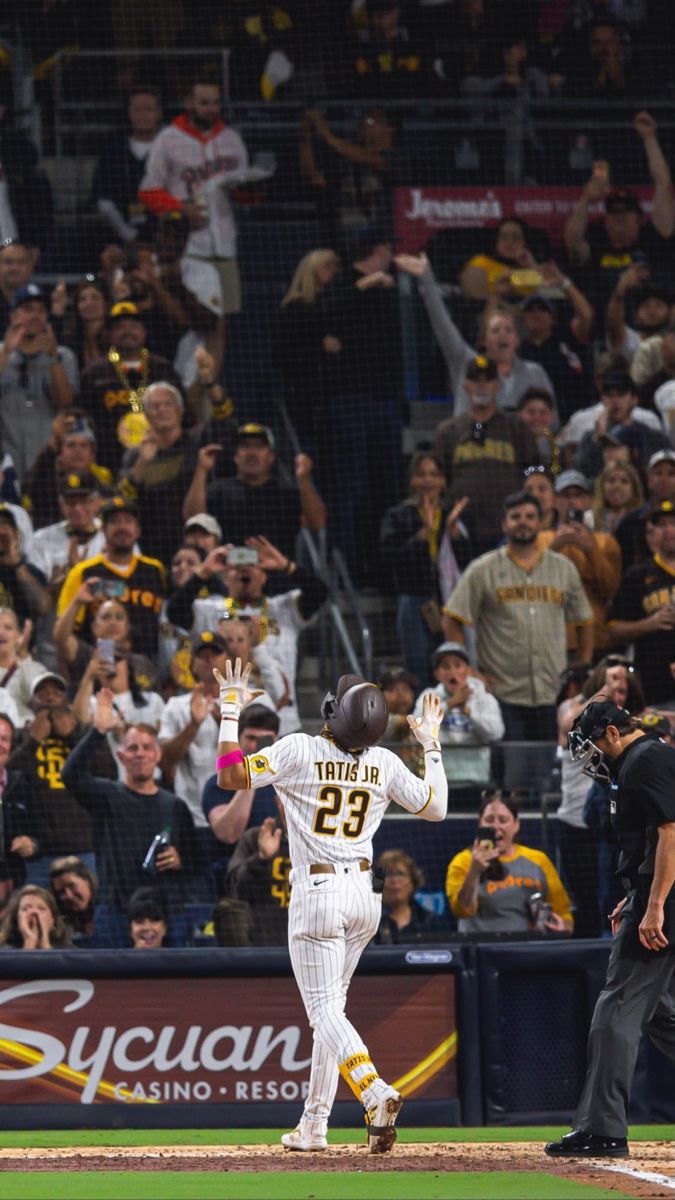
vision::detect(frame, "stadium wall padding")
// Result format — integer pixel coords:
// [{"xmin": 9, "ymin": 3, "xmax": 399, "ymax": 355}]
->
[{"xmin": 0, "ymin": 944, "xmax": 672, "ymax": 1128}]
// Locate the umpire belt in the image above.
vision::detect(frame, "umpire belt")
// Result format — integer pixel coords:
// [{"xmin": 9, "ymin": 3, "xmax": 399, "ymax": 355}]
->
[{"xmin": 309, "ymin": 860, "xmax": 370, "ymax": 875}]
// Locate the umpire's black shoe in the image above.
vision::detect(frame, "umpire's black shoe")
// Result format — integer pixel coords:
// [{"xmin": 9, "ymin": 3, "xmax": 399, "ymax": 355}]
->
[{"xmin": 545, "ymin": 1129, "xmax": 629, "ymax": 1158}]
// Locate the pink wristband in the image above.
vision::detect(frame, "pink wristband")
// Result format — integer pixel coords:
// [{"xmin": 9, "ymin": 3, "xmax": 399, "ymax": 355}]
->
[{"xmin": 216, "ymin": 750, "xmax": 244, "ymax": 770}]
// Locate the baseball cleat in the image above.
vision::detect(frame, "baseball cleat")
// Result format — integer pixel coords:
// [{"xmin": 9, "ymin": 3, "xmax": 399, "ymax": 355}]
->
[
  {"xmin": 545, "ymin": 1129, "xmax": 629, "ymax": 1158},
  {"xmin": 281, "ymin": 1125, "xmax": 328, "ymax": 1151},
  {"xmin": 364, "ymin": 1087, "xmax": 403, "ymax": 1154}
]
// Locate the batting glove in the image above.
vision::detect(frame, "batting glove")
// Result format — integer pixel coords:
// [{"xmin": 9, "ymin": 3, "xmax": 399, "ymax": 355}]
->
[
  {"xmin": 213, "ymin": 658, "xmax": 262, "ymax": 720},
  {"xmin": 407, "ymin": 692, "xmax": 442, "ymax": 752}
]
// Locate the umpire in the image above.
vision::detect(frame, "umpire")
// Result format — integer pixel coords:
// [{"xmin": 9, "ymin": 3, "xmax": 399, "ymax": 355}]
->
[{"xmin": 546, "ymin": 697, "xmax": 675, "ymax": 1158}]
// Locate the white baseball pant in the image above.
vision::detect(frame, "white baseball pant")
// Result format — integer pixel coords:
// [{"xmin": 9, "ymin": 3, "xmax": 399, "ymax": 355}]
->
[{"xmin": 288, "ymin": 861, "xmax": 386, "ymax": 1127}]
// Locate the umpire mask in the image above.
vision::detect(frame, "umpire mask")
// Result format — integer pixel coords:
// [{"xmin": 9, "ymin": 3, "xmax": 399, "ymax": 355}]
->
[
  {"xmin": 568, "ymin": 698, "xmax": 632, "ymax": 783},
  {"xmin": 321, "ymin": 674, "xmax": 389, "ymax": 753}
]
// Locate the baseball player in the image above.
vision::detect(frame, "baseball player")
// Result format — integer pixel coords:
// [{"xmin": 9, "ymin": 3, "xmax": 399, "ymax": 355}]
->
[{"xmin": 214, "ymin": 659, "xmax": 447, "ymax": 1153}]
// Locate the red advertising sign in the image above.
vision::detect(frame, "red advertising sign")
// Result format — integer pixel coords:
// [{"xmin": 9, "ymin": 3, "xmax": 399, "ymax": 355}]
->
[
  {"xmin": 394, "ymin": 185, "xmax": 654, "ymax": 253},
  {"xmin": 0, "ymin": 974, "xmax": 456, "ymax": 1107}
]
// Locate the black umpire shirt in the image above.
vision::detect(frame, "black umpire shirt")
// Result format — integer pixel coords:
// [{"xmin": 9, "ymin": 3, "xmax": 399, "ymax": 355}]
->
[
  {"xmin": 608, "ymin": 555, "xmax": 675, "ymax": 704},
  {"xmin": 611, "ymin": 733, "xmax": 675, "ymax": 920}
]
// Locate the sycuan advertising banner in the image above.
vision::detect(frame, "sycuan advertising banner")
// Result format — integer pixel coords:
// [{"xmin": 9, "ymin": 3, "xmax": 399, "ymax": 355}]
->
[
  {"xmin": 394, "ymin": 185, "xmax": 654, "ymax": 253},
  {"xmin": 0, "ymin": 974, "xmax": 456, "ymax": 1107}
]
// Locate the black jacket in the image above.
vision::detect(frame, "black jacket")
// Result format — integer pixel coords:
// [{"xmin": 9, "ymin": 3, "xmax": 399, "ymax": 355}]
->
[
  {"xmin": 0, "ymin": 770, "xmax": 40, "ymax": 887},
  {"xmin": 379, "ymin": 499, "xmax": 472, "ymax": 597},
  {"xmin": 60, "ymin": 726, "xmax": 202, "ymax": 909}
]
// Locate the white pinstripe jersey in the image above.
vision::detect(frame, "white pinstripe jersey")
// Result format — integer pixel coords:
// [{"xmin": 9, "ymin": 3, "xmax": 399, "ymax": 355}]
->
[{"xmin": 243, "ymin": 732, "xmax": 431, "ymax": 867}]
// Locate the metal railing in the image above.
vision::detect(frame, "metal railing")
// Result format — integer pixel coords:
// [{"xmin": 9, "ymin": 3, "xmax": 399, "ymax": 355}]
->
[
  {"xmin": 51, "ymin": 48, "xmax": 231, "ymax": 157},
  {"xmin": 275, "ymin": 394, "xmax": 372, "ymax": 685}
]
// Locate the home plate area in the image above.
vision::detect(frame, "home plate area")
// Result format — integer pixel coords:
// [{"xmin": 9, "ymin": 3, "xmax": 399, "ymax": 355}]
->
[{"xmin": 1, "ymin": 1140, "xmax": 674, "ymax": 1192}]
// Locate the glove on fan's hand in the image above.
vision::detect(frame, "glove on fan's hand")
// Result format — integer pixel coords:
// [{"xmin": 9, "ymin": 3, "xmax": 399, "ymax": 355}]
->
[
  {"xmin": 213, "ymin": 658, "xmax": 263, "ymax": 720},
  {"xmin": 407, "ymin": 692, "xmax": 443, "ymax": 752}
]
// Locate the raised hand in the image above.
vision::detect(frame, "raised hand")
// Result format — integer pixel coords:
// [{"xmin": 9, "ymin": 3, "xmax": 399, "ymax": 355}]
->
[
  {"xmin": 244, "ymin": 535, "xmax": 286, "ymax": 572},
  {"xmin": 394, "ymin": 252, "xmax": 429, "ymax": 277},
  {"xmin": 16, "ymin": 619, "xmax": 33, "ymax": 660},
  {"xmin": 634, "ymin": 110, "xmax": 657, "ymax": 141},
  {"xmin": 195, "ymin": 346, "xmax": 216, "ymax": 385},
  {"xmin": 213, "ymin": 658, "xmax": 264, "ymax": 717},
  {"xmin": 197, "ymin": 443, "xmax": 222, "ymax": 472},
  {"xmin": 198, "ymin": 545, "xmax": 230, "ymax": 578},
  {"xmin": 92, "ymin": 687, "xmax": 122, "ymax": 734},
  {"xmin": 294, "ymin": 453, "xmax": 313, "ymax": 480},
  {"xmin": 75, "ymin": 576, "xmax": 102, "ymax": 604},
  {"xmin": 136, "ymin": 432, "xmax": 160, "ymax": 465},
  {"xmin": 446, "ymin": 496, "xmax": 470, "ymax": 538},
  {"xmin": 258, "ymin": 816, "xmax": 283, "ymax": 860},
  {"xmin": 156, "ymin": 845, "xmax": 182, "ymax": 872},
  {"xmin": 190, "ymin": 683, "xmax": 211, "ymax": 725},
  {"xmin": 51, "ymin": 279, "xmax": 68, "ymax": 317},
  {"xmin": 407, "ymin": 691, "xmax": 443, "ymax": 751}
]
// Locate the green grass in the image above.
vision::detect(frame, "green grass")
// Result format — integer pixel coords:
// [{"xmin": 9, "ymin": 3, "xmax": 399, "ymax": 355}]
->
[
  {"xmin": 0, "ymin": 1173, "xmax": 637, "ymax": 1200},
  {"xmin": 0, "ymin": 1125, "xmax": 670, "ymax": 1149}
]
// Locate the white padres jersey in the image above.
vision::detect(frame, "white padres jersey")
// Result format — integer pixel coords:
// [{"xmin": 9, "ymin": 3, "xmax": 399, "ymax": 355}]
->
[
  {"xmin": 140, "ymin": 117, "xmax": 249, "ymax": 259},
  {"xmin": 194, "ymin": 590, "xmax": 307, "ymax": 732},
  {"xmin": 28, "ymin": 520, "xmax": 106, "ymax": 581},
  {"xmin": 244, "ymin": 732, "xmax": 432, "ymax": 867}
]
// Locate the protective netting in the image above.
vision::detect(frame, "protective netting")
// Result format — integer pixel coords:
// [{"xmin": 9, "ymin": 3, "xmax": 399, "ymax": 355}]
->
[{"xmin": 0, "ymin": 1, "xmax": 673, "ymax": 947}]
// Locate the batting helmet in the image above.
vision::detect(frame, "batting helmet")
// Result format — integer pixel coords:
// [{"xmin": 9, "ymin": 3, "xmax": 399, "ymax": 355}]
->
[{"xmin": 321, "ymin": 674, "xmax": 388, "ymax": 752}]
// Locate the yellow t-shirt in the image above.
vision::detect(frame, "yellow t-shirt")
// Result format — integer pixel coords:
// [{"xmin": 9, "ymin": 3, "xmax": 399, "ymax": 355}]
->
[{"xmin": 445, "ymin": 842, "xmax": 573, "ymax": 933}]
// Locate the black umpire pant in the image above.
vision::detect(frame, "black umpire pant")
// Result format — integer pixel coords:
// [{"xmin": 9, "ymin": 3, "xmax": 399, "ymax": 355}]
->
[{"xmin": 574, "ymin": 891, "xmax": 675, "ymax": 1138}]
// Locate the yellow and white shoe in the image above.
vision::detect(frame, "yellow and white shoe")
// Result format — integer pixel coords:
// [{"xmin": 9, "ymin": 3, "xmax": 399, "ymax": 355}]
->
[
  {"xmin": 364, "ymin": 1088, "xmax": 403, "ymax": 1154},
  {"xmin": 280, "ymin": 1124, "xmax": 328, "ymax": 1151}
]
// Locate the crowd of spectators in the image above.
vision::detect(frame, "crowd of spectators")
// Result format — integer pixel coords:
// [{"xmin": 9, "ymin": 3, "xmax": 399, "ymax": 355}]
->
[{"xmin": 2, "ymin": 7, "xmax": 675, "ymax": 951}]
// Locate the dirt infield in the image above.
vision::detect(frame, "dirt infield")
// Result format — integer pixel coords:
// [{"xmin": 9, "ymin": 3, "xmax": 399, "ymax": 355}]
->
[{"xmin": 0, "ymin": 1141, "xmax": 673, "ymax": 1195}]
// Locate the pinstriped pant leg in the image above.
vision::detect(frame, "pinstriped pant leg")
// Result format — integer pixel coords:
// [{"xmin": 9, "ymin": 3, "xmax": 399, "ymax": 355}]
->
[
  {"xmin": 288, "ymin": 876, "xmax": 370, "ymax": 1065},
  {"xmin": 303, "ymin": 1034, "xmax": 339, "ymax": 1125},
  {"xmin": 300, "ymin": 880, "xmax": 381, "ymax": 1124}
]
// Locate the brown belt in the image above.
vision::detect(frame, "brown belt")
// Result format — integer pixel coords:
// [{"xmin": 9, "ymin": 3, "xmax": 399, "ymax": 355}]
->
[{"xmin": 309, "ymin": 860, "xmax": 370, "ymax": 875}]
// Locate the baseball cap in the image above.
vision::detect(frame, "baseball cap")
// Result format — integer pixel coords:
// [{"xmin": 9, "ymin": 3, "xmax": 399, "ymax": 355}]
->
[
  {"xmin": 109, "ymin": 301, "xmax": 142, "ymax": 322},
  {"xmin": 10, "ymin": 283, "xmax": 47, "ymax": 310},
  {"xmin": 521, "ymin": 293, "xmax": 555, "ymax": 314},
  {"xmin": 605, "ymin": 424, "xmax": 642, "ymax": 450},
  {"xmin": 600, "ymin": 370, "xmax": 637, "ymax": 395},
  {"xmin": 554, "ymin": 470, "xmax": 591, "ymax": 495},
  {"xmin": 0, "ymin": 503, "xmax": 17, "ymax": 527},
  {"xmin": 192, "ymin": 630, "xmax": 227, "ymax": 656},
  {"xmin": 62, "ymin": 415, "xmax": 96, "ymax": 444},
  {"xmin": 640, "ymin": 710, "xmax": 673, "ymax": 739},
  {"xmin": 100, "ymin": 496, "xmax": 139, "ymax": 522},
  {"xmin": 378, "ymin": 666, "xmax": 418, "ymax": 692},
  {"xmin": 237, "ymin": 422, "xmax": 275, "ymax": 449},
  {"xmin": 29, "ymin": 671, "xmax": 68, "ymax": 699},
  {"xmin": 433, "ymin": 641, "xmax": 470, "ymax": 666},
  {"xmin": 605, "ymin": 189, "xmax": 642, "ymax": 215},
  {"xmin": 184, "ymin": 513, "xmax": 223, "ymax": 539},
  {"xmin": 58, "ymin": 472, "xmax": 98, "ymax": 497},
  {"xmin": 647, "ymin": 499, "xmax": 675, "ymax": 523},
  {"xmin": 647, "ymin": 449, "xmax": 675, "ymax": 471},
  {"xmin": 465, "ymin": 355, "xmax": 498, "ymax": 382}
]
